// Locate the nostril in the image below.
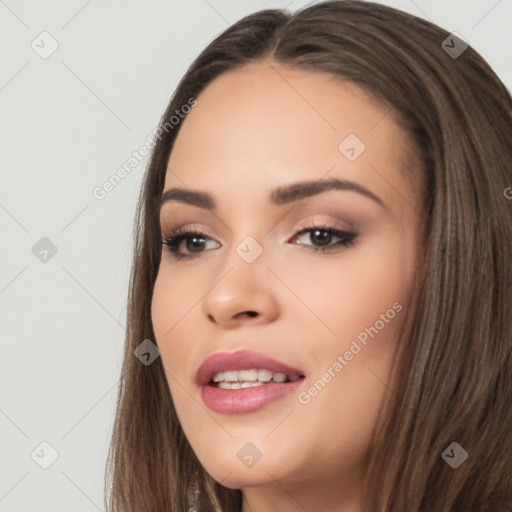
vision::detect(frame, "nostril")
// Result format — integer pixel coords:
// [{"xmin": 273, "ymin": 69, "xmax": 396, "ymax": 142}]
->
[{"xmin": 235, "ymin": 311, "xmax": 258, "ymax": 320}]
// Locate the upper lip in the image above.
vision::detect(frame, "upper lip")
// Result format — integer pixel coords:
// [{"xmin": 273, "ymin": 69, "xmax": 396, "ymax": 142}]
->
[{"xmin": 195, "ymin": 349, "xmax": 305, "ymax": 386}]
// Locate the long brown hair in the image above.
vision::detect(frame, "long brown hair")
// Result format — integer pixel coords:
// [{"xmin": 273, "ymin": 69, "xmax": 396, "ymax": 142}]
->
[{"xmin": 104, "ymin": 1, "xmax": 512, "ymax": 510}]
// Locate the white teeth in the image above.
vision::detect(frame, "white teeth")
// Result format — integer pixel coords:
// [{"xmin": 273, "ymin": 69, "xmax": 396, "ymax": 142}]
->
[
  {"xmin": 218, "ymin": 381, "xmax": 265, "ymax": 390},
  {"xmin": 211, "ymin": 368, "xmax": 301, "ymax": 385},
  {"xmin": 257, "ymin": 369, "xmax": 273, "ymax": 382},
  {"xmin": 223, "ymin": 370, "xmax": 239, "ymax": 381},
  {"xmin": 238, "ymin": 369, "xmax": 258, "ymax": 381},
  {"xmin": 241, "ymin": 381, "xmax": 264, "ymax": 388}
]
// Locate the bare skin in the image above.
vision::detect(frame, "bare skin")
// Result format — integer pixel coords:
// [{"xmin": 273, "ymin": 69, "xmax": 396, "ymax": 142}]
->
[{"xmin": 151, "ymin": 60, "xmax": 424, "ymax": 512}]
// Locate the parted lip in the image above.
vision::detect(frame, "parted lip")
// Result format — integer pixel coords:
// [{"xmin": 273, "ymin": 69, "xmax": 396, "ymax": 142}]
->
[{"xmin": 195, "ymin": 349, "xmax": 305, "ymax": 386}]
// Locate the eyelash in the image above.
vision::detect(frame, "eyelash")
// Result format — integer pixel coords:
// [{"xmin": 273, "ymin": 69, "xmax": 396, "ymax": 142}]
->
[{"xmin": 161, "ymin": 223, "xmax": 356, "ymax": 261}]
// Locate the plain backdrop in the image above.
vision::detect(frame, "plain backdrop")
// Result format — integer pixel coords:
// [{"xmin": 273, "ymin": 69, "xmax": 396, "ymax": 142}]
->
[{"xmin": 1, "ymin": 1, "xmax": 511, "ymax": 510}]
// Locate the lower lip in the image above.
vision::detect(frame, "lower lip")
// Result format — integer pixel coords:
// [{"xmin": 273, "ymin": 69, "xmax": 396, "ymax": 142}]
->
[{"xmin": 201, "ymin": 380, "xmax": 304, "ymax": 414}]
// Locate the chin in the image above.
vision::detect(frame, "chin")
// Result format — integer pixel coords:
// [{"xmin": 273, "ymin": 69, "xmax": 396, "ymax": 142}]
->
[
  {"xmin": 202, "ymin": 463, "xmax": 276, "ymax": 489},
  {"xmin": 188, "ymin": 441, "xmax": 286, "ymax": 489}
]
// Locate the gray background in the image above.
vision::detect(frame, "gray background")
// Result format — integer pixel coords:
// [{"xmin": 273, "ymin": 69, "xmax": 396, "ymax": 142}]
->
[{"xmin": 1, "ymin": 1, "xmax": 511, "ymax": 510}]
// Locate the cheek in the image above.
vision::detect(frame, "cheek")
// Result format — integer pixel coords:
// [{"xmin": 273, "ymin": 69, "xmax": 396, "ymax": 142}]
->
[
  {"xmin": 150, "ymin": 270, "xmax": 193, "ymax": 376},
  {"xmin": 281, "ymin": 235, "xmax": 415, "ymax": 346},
  {"xmin": 151, "ymin": 257, "xmax": 208, "ymax": 327},
  {"xmin": 286, "ymin": 237, "xmax": 413, "ymax": 414}
]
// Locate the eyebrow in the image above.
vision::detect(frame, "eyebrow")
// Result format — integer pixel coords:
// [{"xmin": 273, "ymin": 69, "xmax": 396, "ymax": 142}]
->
[{"xmin": 158, "ymin": 177, "xmax": 384, "ymax": 212}]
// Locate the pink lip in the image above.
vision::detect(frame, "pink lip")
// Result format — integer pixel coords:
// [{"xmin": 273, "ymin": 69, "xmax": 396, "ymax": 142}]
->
[
  {"xmin": 196, "ymin": 349, "xmax": 305, "ymax": 414},
  {"xmin": 195, "ymin": 349, "xmax": 304, "ymax": 386}
]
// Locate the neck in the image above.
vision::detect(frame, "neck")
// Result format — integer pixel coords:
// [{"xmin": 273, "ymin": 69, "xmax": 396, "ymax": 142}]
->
[{"xmin": 240, "ymin": 469, "xmax": 364, "ymax": 512}]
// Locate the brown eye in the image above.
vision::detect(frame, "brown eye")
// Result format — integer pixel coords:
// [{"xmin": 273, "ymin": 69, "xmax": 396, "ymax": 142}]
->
[{"xmin": 291, "ymin": 225, "xmax": 356, "ymax": 252}]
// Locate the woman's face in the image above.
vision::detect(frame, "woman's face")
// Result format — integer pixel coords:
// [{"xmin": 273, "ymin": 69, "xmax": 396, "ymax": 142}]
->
[{"xmin": 151, "ymin": 61, "xmax": 423, "ymax": 506}]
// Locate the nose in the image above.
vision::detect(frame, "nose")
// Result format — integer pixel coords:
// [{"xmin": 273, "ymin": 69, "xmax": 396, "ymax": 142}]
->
[{"xmin": 201, "ymin": 246, "xmax": 279, "ymax": 328}]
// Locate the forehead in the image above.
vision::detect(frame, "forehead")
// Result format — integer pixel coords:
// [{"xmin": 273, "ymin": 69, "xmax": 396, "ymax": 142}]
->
[{"xmin": 164, "ymin": 61, "xmax": 418, "ymax": 210}]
